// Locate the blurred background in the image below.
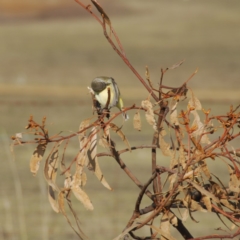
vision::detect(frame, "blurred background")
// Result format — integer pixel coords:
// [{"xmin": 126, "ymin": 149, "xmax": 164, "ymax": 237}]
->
[{"xmin": 0, "ymin": 0, "xmax": 239, "ymax": 239}]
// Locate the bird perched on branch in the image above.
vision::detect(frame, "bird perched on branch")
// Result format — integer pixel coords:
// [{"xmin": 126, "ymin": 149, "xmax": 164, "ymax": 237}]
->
[{"xmin": 90, "ymin": 76, "xmax": 129, "ymax": 120}]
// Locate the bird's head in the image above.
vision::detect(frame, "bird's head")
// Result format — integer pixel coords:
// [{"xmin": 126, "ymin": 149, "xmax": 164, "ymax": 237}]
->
[{"xmin": 91, "ymin": 77, "xmax": 112, "ymax": 93}]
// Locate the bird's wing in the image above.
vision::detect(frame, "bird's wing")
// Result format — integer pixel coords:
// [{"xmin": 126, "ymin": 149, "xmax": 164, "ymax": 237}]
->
[{"xmin": 111, "ymin": 78, "xmax": 120, "ymax": 106}]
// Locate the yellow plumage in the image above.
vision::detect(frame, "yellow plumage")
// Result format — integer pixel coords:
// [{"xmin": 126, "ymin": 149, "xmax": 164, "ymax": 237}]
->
[{"xmin": 91, "ymin": 76, "xmax": 128, "ymax": 120}]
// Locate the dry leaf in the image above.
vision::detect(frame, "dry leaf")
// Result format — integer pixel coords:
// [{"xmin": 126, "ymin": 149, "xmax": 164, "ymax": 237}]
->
[
  {"xmin": 149, "ymin": 224, "xmax": 176, "ymax": 240},
  {"xmin": 169, "ymin": 100, "xmax": 179, "ymax": 126},
  {"xmin": 87, "ymin": 127, "xmax": 112, "ymax": 190},
  {"xmin": 48, "ymin": 186, "xmax": 59, "ymax": 213},
  {"xmin": 179, "ymin": 145, "xmax": 186, "ymax": 169},
  {"xmin": 79, "ymin": 118, "xmax": 90, "ymax": 141},
  {"xmin": 220, "ymin": 199, "xmax": 236, "ymax": 211},
  {"xmin": 44, "ymin": 143, "xmax": 62, "ymax": 193},
  {"xmin": 75, "ymin": 144, "xmax": 88, "ymax": 187},
  {"xmin": 145, "ymin": 65, "xmax": 154, "ymax": 89},
  {"xmin": 159, "ymin": 130, "xmax": 174, "ymax": 157},
  {"xmin": 60, "ymin": 188, "xmax": 86, "ymax": 239},
  {"xmin": 188, "ymin": 95, "xmax": 202, "ymax": 111},
  {"xmin": 30, "ymin": 142, "xmax": 47, "ymax": 176},
  {"xmin": 182, "ymin": 209, "xmax": 189, "ymax": 221},
  {"xmin": 91, "ymin": 0, "xmax": 111, "ymax": 27},
  {"xmin": 168, "ymin": 212, "xmax": 178, "ymax": 227},
  {"xmin": 58, "ymin": 191, "xmax": 66, "ymax": 214},
  {"xmin": 141, "ymin": 100, "xmax": 157, "ymax": 131},
  {"xmin": 187, "ymin": 180, "xmax": 220, "ymax": 204},
  {"xmin": 191, "ymin": 110, "xmax": 211, "ymax": 144},
  {"xmin": 160, "ymin": 213, "xmax": 171, "ymax": 240},
  {"xmin": 61, "ymin": 157, "xmax": 72, "ymax": 189},
  {"xmin": 199, "ymin": 159, "xmax": 211, "ymax": 179},
  {"xmin": 190, "ymin": 199, "xmax": 207, "ymax": 212},
  {"xmin": 74, "ymin": 119, "xmax": 91, "ymax": 188},
  {"xmin": 202, "ymin": 195, "xmax": 212, "ymax": 212},
  {"xmin": 169, "ymin": 59, "xmax": 185, "ymax": 70},
  {"xmin": 228, "ymin": 165, "xmax": 240, "ymax": 193},
  {"xmin": 184, "ymin": 194, "xmax": 207, "ymax": 212},
  {"xmin": 183, "ymin": 166, "xmax": 201, "ymax": 180},
  {"xmin": 168, "ymin": 173, "xmax": 177, "ymax": 191},
  {"xmin": 98, "ymin": 137, "xmax": 110, "ymax": 149},
  {"xmin": 72, "ymin": 185, "xmax": 93, "ymax": 210},
  {"xmin": 133, "ymin": 111, "xmax": 141, "ymax": 131},
  {"xmin": 44, "ymin": 141, "xmax": 63, "ymax": 212},
  {"xmin": 113, "ymin": 222, "xmax": 139, "ymax": 240},
  {"xmin": 15, "ymin": 132, "xmax": 23, "ymax": 139},
  {"xmin": 109, "ymin": 123, "xmax": 131, "ymax": 152}
]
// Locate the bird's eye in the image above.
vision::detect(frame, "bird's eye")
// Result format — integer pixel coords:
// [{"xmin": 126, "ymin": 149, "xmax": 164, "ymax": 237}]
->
[{"xmin": 91, "ymin": 80, "xmax": 106, "ymax": 92}]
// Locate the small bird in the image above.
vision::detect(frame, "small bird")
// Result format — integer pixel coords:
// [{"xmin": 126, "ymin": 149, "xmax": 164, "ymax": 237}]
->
[{"xmin": 91, "ymin": 76, "xmax": 129, "ymax": 120}]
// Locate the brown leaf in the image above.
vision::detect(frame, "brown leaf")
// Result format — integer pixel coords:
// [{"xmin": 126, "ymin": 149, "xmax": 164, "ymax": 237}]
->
[
  {"xmin": 228, "ymin": 165, "xmax": 240, "ymax": 193},
  {"xmin": 149, "ymin": 223, "xmax": 176, "ymax": 240},
  {"xmin": 98, "ymin": 137, "xmax": 110, "ymax": 149},
  {"xmin": 74, "ymin": 118, "xmax": 91, "ymax": 188},
  {"xmin": 133, "ymin": 111, "xmax": 141, "ymax": 131},
  {"xmin": 169, "ymin": 100, "xmax": 179, "ymax": 126},
  {"xmin": 199, "ymin": 159, "xmax": 211, "ymax": 179},
  {"xmin": 145, "ymin": 65, "xmax": 154, "ymax": 89},
  {"xmin": 168, "ymin": 211, "xmax": 178, "ymax": 227},
  {"xmin": 168, "ymin": 59, "xmax": 185, "ymax": 70},
  {"xmin": 182, "ymin": 209, "xmax": 189, "ymax": 221},
  {"xmin": 188, "ymin": 94, "xmax": 202, "ymax": 111},
  {"xmin": 58, "ymin": 191, "xmax": 66, "ymax": 215},
  {"xmin": 183, "ymin": 166, "xmax": 201, "ymax": 180},
  {"xmin": 113, "ymin": 222, "xmax": 139, "ymax": 240},
  {"xmin": 191, "ymin": 110, "xmax": 211, "ymax": 144},
  {"xmin": 109, "ymin": 123, "xmax": 131, "ymax": 152},
  {"xmin": 44, "ymin": 141, "xmax": 62, "ymax": 212},
  {"xmin": 179, "ymin": 145, "xmax": 186, "ymax": 169},
  {"xmin": 61, "ymin": 155, "xmax": 72, "ymax": 189},
  {"xmin": 75, "ymin": 142, "xmax": 88, "ymax": 187},
  {"xmin": 30, "ymin": 142, "xmax": 47, "ymax": 176},
  {"xmin": 44, "ymin": 142, "xmax": 62, "ymax": 192},
  {"xmin": 183, "ymin": 194, "xmax": 207, "ymax": 212},
  {"xmin": 48, "ymin": 186, "xmax": 59, "ymax": 213},
  {"xmin": 159, "ymin": 213, "xmax": 171, "ymax": 240},
  {"xmin": 187, "ymin": 180, "xmax": 220, "ymax": 204},
  {"xmin": 72, "ymin": 185, "xmax": 93, "ymax": 210},
  {"xmin": 141, "ymin": 100, "xmax": 157, "ymax": 131},
  {"xmin": 79, "ymin": 118, "xmax": 90, "ymax": 140},
  {"xmin": 87, "ymin": 127, "xmax": 112, "ymax": 190},
  {"xmin": 58, "ymin": 189, "xmax": 87, "ymax": 239},
  {"xmin": 91, "ymin": 0, "xmax": 111, "ymax": 26},
  {"xmin": 168, "ymin": 173, "xmax": 177, "ymax": 191},
  {"xmin": 220, "ymin": 199, "xmax": 236, "ymax": 211},
  {"xmin": 159, "ymin": 130, "xmax": 174, "ymax": 157},
  {"xmin": 202, "ymin": 195, "xmax": 212, "ymax": 212}
]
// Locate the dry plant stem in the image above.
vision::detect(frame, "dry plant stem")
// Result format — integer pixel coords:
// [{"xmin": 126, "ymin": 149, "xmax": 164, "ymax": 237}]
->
[
  {"xmin": 152, "ymin": 69, "xmax": 169, "ymax": 198},
  {"xmin": 118, "ymin": 145, "xmax": 158, "ymax": 155},
  {"xmin": 107, "ymin": 136, "xmax": 153, "ymax": 200},
  {"xmin": 75, "ymin": 0, "xmax": 159, "ymax": 102},
  {"xmin": 128, "ymin": 166, "xmax": 193, "ymax": 239},
  {"xmin": 152, "ymin": 100, "xmax": 169, "ymax": 199},
  {"xmin": 152, "ymin": 130, "xmax": 159, "ymax": 196},
  {"xmin": 224, "ymin": 146, "xmax": 240, "ymax": 176},
  {"xmin": 212, "ymin": 204, "xmax": 240, "ymax": 223},
  {"xmin": 125, "ymin": 171, "xmax": 158, "ymax": 231},
  {"xmin": 172, "ymin": 215, "xmax": 193, "ymax": 240},
  {"xmin": 102, "ymin": 23, "xmax": 159, "ymax": 102},
  {"xmin": 188, "ymin": 227, "xmax": 240, "ymax": 240}
]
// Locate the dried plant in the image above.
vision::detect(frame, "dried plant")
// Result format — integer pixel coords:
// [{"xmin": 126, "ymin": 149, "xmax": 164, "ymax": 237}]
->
[{"xmin": 12, "ymin": 1, "xmax": 240, "ymax": 239}]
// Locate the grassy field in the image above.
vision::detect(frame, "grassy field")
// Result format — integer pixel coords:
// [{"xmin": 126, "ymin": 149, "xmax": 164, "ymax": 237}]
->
[{"xmin": 0, "ymin": 1, "xmax": 240, "ymax": 239}]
